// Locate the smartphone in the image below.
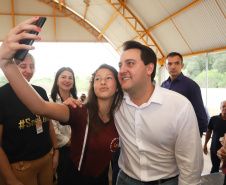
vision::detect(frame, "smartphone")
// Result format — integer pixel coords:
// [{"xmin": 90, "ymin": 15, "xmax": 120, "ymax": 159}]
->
[{"xmin": 14, "ymin": 17, "xmax": 47, "ymax": 61}]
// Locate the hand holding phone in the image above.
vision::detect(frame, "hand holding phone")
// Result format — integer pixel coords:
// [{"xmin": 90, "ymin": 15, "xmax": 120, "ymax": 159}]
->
[{"xmin": 14, "ymin": 17, "xmax": 47, "ymax": 61}]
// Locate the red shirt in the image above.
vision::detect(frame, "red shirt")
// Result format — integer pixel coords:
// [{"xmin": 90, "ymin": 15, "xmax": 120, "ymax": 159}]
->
[{"xmin": 67, "ymin": 106, "xmax": 119, "ymax": 178}]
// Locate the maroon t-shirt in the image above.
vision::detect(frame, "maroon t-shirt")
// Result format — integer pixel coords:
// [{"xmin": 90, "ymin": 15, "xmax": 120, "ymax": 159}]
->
[{"xmin": 66, "ymin": 105, "xmax": 119, "ymax": 178}]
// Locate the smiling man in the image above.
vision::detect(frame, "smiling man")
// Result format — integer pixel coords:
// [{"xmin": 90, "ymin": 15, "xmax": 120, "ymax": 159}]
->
[
  {"xmin": 114, "ymin": 41, "xmax": 203, "ymax": 185},
  {"xmin": 161, "ymin": 52, "xmax": 208, "ymax": 137}
]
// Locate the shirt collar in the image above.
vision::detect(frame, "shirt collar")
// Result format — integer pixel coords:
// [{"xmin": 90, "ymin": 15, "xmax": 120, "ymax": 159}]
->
[
  {"xmin": 123, "ymin": 81, "xmax": 163, "ymax": 108},
  {"xmin": 219, "ymin": 113, "xmax": 224, "ymax": 120},
  {"xmin": 167, "ymin": 72, "xmax": 184, "ymax": 82},
  {"xmin": 56, "ymin": 93, "xmax": 73, "ymax": 101}
]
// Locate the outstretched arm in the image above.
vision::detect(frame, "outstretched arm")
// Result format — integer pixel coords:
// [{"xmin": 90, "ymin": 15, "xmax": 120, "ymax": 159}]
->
[{"xmin": 0, "ymin": 17, "xmax": 69, "ymax": 123}]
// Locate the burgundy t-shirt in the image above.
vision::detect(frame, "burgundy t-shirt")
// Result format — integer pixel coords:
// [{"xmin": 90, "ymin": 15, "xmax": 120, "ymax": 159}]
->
[{"xmin": 66, "ymin": 105, "xmax": 119, "ymax": 178}]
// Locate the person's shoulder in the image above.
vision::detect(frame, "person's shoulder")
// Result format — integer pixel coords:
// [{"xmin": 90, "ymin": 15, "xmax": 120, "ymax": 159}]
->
[
  {"xmin": 69, "ymin": 103, "xmax": 86, "ymax": 112},
  {"xmin": 161, "ymin": 80, "xmax": 167, "ymax": 87},
  {"xmin": 159, "ymin": 86, "xmax": 192, "ymax": 107},
  {"xmin": 32, "ymin": 84, "xmax": 47, "ymax": 93},
  {"xmin": 160, "ymin": 86, "xmax": 187, "ymax": 99},
  {"xmin": 69, "ymin": 104, "xmax": 87, "ymax": 121},
  {"xmin": 0, "ymin": 83, "xmax": 11, "ymax": 94},
  {"xmin": 210, "ymin": 115, "xmax": 220, "ymax": 120},
  {"xmin": 183, "ymin": 75, "xmax": 200, "ymax": 87},
  {"xmin": 161, "ymin": 78, "xmax": 170, "ymax": 87},
  {"xmin": 0, "ymin": 83, "xmax": 10, "ymax": 89}
]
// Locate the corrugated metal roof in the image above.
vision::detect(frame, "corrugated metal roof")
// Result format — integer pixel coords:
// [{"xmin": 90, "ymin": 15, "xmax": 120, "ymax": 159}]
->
[{"xmin": 0, "ymin": 0, "xmax": 225, "ymax": 60}]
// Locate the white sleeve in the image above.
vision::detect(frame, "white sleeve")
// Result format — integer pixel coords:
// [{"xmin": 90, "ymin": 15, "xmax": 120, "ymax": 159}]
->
[
  {"xmin": 48, "ymin": 96, "xmax": 70, "ymax": 148},
  {"xmin": 175, "ymin": 102, "xmax": 203, "ymax": 185},
  {"xmin": 52, "ymin": 119, "xmax": 70, "ymax": 148}
]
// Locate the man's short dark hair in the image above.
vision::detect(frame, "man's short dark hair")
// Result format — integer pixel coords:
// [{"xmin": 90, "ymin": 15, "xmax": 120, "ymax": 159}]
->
[
  {"xmin": 122, "ymin": 40, "xmax": 157, "ymax": 82},
  {"xmin": 166, "ymin": 52, "xmax": 183, "ymax": 63}
]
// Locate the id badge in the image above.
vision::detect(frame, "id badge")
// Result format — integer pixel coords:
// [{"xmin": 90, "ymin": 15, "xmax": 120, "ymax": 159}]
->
[{"xmin": 36, "ymin": 116, "xmax": 43, "ymax": 134}]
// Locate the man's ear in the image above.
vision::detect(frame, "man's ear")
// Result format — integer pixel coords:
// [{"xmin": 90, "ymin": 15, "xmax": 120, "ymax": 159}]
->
[
  {"xmin": 181, "ymin": 63, "xmax": 184, "ymax": 69},
  {"xmin": 147, "ymin": 63, "xmax": 154, "ymax": 76}
]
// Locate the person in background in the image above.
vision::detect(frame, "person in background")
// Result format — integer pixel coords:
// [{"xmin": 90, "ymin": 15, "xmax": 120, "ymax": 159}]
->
[
  {"xmin": 80, "ymin": 93, "xmax": 87, "ymax": 103},
  {"xmin": 0, "ymin": 53, "xmax": 58, "ymax": 185},
  {"xmin": 204, "ymin": 101, "xmax": 226, "ymax": 173},
  {"xmin": 0, "ymin": 16, "xmax": 124, "ymax": 185},
  {"xmin": 49, "ymin": 67, "xmax": 78, "ymax": 185},
  {"xmin": 161, "ymin": 52, "xmax": 208, "ymax": 137}
]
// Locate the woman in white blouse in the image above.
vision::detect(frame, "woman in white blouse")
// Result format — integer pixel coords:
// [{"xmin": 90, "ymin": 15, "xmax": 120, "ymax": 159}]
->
[{"xmin": 49, "ymin": 67, "xmax": 78, "ymax": 185}]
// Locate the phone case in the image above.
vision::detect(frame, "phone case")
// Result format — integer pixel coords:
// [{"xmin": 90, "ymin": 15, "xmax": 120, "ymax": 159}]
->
[{"xmin": 14, "ymin": 17, "xmax": 47, "ymax": 61}]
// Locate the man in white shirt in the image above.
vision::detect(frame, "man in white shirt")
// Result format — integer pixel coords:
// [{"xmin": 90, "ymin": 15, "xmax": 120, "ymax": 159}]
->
[{"xmin": 115, "ymin": 41, "xmax": 203, "ymax": 185}]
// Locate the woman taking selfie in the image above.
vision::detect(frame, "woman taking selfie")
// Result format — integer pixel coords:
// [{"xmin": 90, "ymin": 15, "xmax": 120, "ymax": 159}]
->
[
  {"xmin": 0, "ymin": 16, "xmax": 123, "ymax": 185},
  {"xmin": 0, "ymin": 53, "xmax": 58, "ymax": 185},
  {"xmin": 49, "ymin": 67, "xmax": 78, "ymax": 185}
]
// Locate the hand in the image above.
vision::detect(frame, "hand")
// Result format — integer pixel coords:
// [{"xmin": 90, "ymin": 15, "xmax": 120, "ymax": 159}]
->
[
  {"xmin": 203, "ymin": 145, "xmax": 208, "ymax": 155},
  {"xmin": 221, "ymin": 133, "xmax": 226, "ymax": 147},
  {"xmin": 52, "ymin": 150, "xmax": 59, "ymax": 175},
  {"xmin": 217, "ymin": 147, "xmax": 226, "ymax": 161},
  {"xmin": 63, "ymin": 98, "xmax": 82, "ymax": 108},
  {"xmin": 0, "ymin": 16, "xmax": 41, "ymax": 66},
  {"xmin": 65, "ymin": 139, "xmax": 71, "ymax": 147}
]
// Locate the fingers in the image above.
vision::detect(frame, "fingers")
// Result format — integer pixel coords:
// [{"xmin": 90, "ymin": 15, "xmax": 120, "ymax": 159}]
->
[
  {"xmin": 9, "ymin": 16, "xmax": 42, "ymax": 48},
  {"xmin": 0, "ymin": 16, "xmax": 42, "ymax": 63},
  {"xmin": 217, "ymin": 147, "xmax": 226, "ymax": 161},
  {"xmin": 63, "ymin": 99, "xmax": 77, "ymax": 108},
  {"xmin": 63, "ymin": 98, "xmax": 83, "ymax": 108},
  {"xmin": 10, "ymin": 16, "xmax": 41, "ymax": 35}
]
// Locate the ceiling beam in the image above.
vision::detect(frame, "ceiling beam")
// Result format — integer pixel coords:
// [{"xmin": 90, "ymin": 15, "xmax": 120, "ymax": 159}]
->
[
  {"xmin": 161, "ymin": 46, "xmax": 226, "ymax": 66},
  {"xmin": 183, "ymin": 46, "xmax": 226, "ymax": 57},
  {"xmin": 0, "ymin": 12, "xmax": 66, "ymax": 17},
  {"xmin": 83, "ymin": 0, "xmax": 90, "ymax": 20},
  {"xmin": 171, "ymin": 20, "xmax": 193, "ymax": 53},
  {"xmin": 11, "ymin": 0, "xmax": 15, "ymax": 27},
  {"xmin": 215, "ymin": 0, "xmax": 226, "ymax": 19},
  {"xmin": 98, "ymin": 11, "xmax": 119, "ymax": 39},
  {"xmin": 58, "ymin": 0, "xmax": 62, "ymax": 11},
  {"xmin": 135, "ymin": 0, "xmax": 202, "ymax": 40},
  {"xmin": 106, "ymin": 0, "xmax": 165, "ymax": 64},
  {"xmin": 38, "ymin": 0, "xmax": 108, "ymax": 43},
  {"xmin": 53, "ymin": 1, "xmax": 57, "ymax": 41}
]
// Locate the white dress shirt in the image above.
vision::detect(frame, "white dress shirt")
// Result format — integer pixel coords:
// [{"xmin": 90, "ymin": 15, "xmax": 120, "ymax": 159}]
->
[
  {"xmin": 114, "ymin": 83, "xmax": 203, "ymax": 185},
  {"xmin": 49, "ymin": 94, "xmax": 71, "ymax": 148}
]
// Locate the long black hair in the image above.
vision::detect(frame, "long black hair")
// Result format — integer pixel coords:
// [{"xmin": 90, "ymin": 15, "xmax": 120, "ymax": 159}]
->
[
  {"xmin": 51, "ymin": 67, "xmax": 78, "ymax": 102},
  {"xmin": 85, "ymin": 64, "xmax": 123, "ymax": 134}
]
